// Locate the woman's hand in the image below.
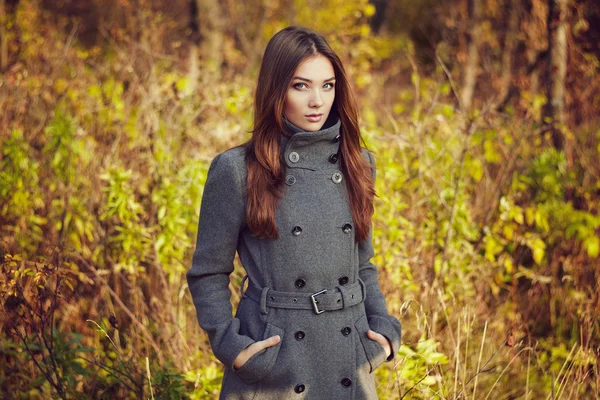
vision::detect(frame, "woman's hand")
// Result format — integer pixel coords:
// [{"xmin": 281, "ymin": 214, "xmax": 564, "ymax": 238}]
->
[
  {"xmin": 233, "ymin": 335, "xmax": 281, "ymax": 370},
  {"xmin": 367, "ymin": 329, "xmax": 392, "ymax": 360}
]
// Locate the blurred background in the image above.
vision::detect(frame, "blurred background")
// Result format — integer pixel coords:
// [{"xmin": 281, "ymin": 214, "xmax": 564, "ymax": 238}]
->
[{"xmin": 1, "ymin": 0, "xmax": 599, "ymax": 398}]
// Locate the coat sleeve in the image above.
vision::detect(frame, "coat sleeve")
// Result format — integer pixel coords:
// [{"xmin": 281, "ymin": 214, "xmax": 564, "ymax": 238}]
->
[
  {"xmin": 359, "ymin": 149, "xmax": 402, "ymax": 363},
  {"xmin": 186, "ymin": 151, "xmax": 255, "ymax": 370}
]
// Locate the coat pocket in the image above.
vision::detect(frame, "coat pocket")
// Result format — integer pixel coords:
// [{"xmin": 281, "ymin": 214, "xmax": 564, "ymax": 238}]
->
[
  {"xmin": 355, "ymin": 314, "xmax": 387, "ymax": 374},
  {"xmin": 232, "ymin": 322, "xmax": 285, "ymax": 385}
]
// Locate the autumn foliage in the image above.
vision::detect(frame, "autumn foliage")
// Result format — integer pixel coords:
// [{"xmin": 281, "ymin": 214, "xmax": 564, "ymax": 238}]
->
[{"xmin": 1, "ymin": 0, "xmax": 600, "ymax": 398}]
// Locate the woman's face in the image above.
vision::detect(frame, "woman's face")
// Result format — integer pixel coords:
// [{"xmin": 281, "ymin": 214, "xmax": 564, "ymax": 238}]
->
[{"xmin": 284, "ymin": 54, "xmax": 336, "ymax": 132}]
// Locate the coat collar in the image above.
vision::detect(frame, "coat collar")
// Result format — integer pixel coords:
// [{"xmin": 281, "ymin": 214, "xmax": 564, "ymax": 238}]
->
[{"xmin": 279, "ymin": 113, "xmax": 342, "ymax": 171}]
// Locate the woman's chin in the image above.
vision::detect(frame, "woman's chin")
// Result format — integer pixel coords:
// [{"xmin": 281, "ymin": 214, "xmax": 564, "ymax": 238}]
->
[{"xmin": 298, "ymin": 120, "xmax": 326, "ymax": 132}]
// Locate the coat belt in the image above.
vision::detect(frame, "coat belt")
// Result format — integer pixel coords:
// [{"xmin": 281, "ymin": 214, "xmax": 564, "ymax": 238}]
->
[{"xmin": 240, "ymin": 275, "xmax": 367, "ymax": 315}]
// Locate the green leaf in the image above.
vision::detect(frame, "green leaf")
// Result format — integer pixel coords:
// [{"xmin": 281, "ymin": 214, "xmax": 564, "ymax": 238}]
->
[
  {"xmin": 71, "ymin": 361, "xmax": 90, "ymax": 376},
  {"xmin": 584, "ymin": 236, "xmax": 599, "ymax": 258}
]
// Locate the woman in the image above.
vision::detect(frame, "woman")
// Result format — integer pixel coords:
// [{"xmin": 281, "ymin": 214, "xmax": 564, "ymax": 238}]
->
[{"xmin": 186, "ymin": 26, "xmax": 402, "ymax": 399}]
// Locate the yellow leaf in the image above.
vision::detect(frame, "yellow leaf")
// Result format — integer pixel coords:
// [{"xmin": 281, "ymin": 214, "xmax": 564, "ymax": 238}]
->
[
  {"xmin": 513, "ymin": 207, "xmax": 524, "ymax": 224},
  {"xmin": 525, "ymin": 206, "xmax": 535, "ymax": 225},
  {"xmin": 531, "ymin": 238, "xmax": 546, "ymax": 264},
  {"xmin": 468, "ymin": 158, "xmax": 483, "ymax": 182},
  {"xmin": 535, "ymin": 209, "xmax": 550, "ymax": 232},
  {"xmin": 365, "ymin": 4, "xmax": 376, "ymax": 17},
  {"xmin": 393, "ymin": 104, "xmax": 405, "ymax": 114},
  {"xmin": 54, "ymin": 79, "xmax": 68, "ymax": 94},
  {"xmin": 434, "ymin": 257, "xmax": 442, "ymax": 275},
  {"xmin": 360, "ymin": 24, "xmax": 371, "ymax": 37},
  {"xmin": 502, "ymin": 224, "xmax": 514, "ymax": 240},
  {"xmin": 585, "ymin": 236, "xmax": 599, "ymax": 258},
  {"xmin": 504, "ymin": 258, "xmax": 514, "ymax": 274}
]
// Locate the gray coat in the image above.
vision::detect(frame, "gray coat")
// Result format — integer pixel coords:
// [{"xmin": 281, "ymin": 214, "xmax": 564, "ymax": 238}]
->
[{"xmin": 186, "ymin": 117, "xmax": 402, "ymax": 399}]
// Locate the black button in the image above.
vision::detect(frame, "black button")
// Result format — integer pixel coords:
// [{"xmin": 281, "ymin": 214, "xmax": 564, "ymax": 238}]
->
[
  {"xmin": 333, "ymin": 134, "xmax": 341, "ymax": 143},
  {"xmin": 342, "ymin": 223, "xmax": 352, "ymax": 234},
  {"xmin": 338, "ymin": 276, "xmax": 349, "ymax": 285},
  {"xmin": 341, "ymin": 326, "xmax": 351, "ymax": 336},
  {"xmin": 294, "ymin": 384, "xmax": 305, "ymax": 393},
  {"xmin": 328, "ymin": 153, "xmax": 339, "ymax": 163},
  {"xmin": 341, "ymin": 378, "xmax": 352, "ymax": 387},
  {"xmin": 295, "ymin": 278, "xmax": 306, "ymax": 288},
  {"xmin": 285, "ymin": 175, "xmax": 296, "ymax": 185},
  {"xmin": 295, "ymin": 331, "xmax": 305, "ymax": 340},
  {"xmin": 292, "ymin": 226, "xmax": 302, "ymax": 236}
]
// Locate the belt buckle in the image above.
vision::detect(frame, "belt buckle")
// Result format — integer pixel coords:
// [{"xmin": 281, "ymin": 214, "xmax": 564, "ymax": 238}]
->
[{"xmin": 310, "ymin": 289, "xmax": 327, "ymax": 314}]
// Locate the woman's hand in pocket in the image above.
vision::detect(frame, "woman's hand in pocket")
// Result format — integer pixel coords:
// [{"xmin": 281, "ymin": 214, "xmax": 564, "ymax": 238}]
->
[
  {"xmin": 367, "ymin": 330, "xmax": 392, "ymax": 360},
  {"xmin": 233, "ymin": 335, "xmax": 281, "ymax": 370}
]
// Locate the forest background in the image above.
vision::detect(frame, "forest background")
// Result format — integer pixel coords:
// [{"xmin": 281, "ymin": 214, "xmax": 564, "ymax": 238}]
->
[{"xmin": 1, "ymin": 0, "xmax": 599, "ymax": 398}]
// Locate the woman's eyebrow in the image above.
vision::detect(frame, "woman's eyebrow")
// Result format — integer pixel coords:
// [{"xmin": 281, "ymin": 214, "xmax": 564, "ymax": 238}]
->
[{"xmin": 292, "ymin": 76, "xmax": 336, "ymax": 83}]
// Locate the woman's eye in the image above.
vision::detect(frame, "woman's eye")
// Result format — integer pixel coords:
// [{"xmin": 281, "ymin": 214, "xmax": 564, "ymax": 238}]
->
[
  {"xmin": 324, "ymin": 83, "xmax": 334, "ymax": 89},
  {"xmin": 293, "ymin": 83, "xmax": 307, "ymax": 89}
]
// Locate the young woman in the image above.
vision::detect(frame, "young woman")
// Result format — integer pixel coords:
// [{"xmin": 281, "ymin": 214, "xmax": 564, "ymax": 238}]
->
[{"xmin": 186, "ymin": 26, "xmax": 402, "ymax": 399}]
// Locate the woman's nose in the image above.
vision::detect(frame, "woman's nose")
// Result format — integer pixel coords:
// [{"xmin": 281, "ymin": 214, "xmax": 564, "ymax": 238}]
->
[{"xmin": 309, "ymin": 90, "xmax": 324, "ymax": 108}]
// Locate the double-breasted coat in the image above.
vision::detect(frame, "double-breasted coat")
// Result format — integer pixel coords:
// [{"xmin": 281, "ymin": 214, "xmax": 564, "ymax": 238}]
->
[{"xmin": 186, "ymin": 115, "xmax": 402, "ymax": 399}]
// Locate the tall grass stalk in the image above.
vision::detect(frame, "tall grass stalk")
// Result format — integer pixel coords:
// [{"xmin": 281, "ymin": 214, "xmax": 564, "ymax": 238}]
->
[
  {"xmin": 526, "ymin": 337, "xmax": 531, "ymax": 400},
  {"xmin": 545, "ymin": 343, "xmax": 577, "ymax": 400},
  {"xmin": 472, "ymin": 320, "xmax": 488, "ymax": 400},
  {"xmin": 146, "ymin": 356, "xmax": 155, "ymax": 400},
  {"xmin": 453, "ymin": 315, "xmax": 461, "ymax": 399}
]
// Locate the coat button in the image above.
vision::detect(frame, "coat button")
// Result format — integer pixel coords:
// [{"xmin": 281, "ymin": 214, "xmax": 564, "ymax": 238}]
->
[
  {"xmin": 328, "ymin": 153, "xmax": 339, "ymax": 163},
  {"xmin": 341, "ymin": 378, "xmax": 352, "ymax": 387},
  {"xmin": 342, "ymin": 223, "xmax": 352, "ymax": 234},
  {"xmin": 295, "ymin": 278, "xmax": 306, "ymax": 288},
  {"xmin": 292, "ymin": 226, "xmax": 302, "ymax": 236},
  {"xmin": 341, "ymin": 326, "xmax": 352, "ymax": 336},
  {"xmin": 289, "ymin": 152, "xmax": 300, "ymax": 163},
  {"xmin": 332, "ymin": 172, "xmax": 343, "ymax": 184},
  {"xmin": 295, "ymin": 331, "xmax": 305, "ymax": 340},
  {"xmin": 338, "ymin": 276, "xmax": 349, "ymax": 285},
  {"xmin": 294, "ymin": 384, "xmax": 305, "ymax": 393},
  {"xmin": 285, "ymin": 175, "xmax": 296, "ymax": 185},
  {"xmin": 333, "ymin": 134, "xmax": 341, "ymax": 143}
]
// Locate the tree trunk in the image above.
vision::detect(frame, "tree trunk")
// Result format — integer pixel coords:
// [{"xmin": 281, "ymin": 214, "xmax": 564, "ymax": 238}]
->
[
  {"xmin": 195, "ymin": 0, "xmax": 224, "ymax": 80},
  {"xmin": 369, "ymin": 0, "xmax": 389, "ymax": 34},
  {"xmin": 550, "ymin": 0, "xmax": 568, "ymax": 128},
  {"xmin": 497, "ymin": 0, "xmax": 521, "ymax": 108},
  {"xmin": 187, "ymin": 0, "xmax": 199, "ymax": 95},
  {"xmin": 460, "ymin": 0, "xmax": 482, "ymax": 111},
  {"xmin": 227, "ymin": 0, "xmax": 267, "ymax": 72},
  {"xmin": 1, "ymin": 0, "xmax": 7, "ymax": 72},
  {"xmin": 527, "ymin": 49, "xmax": 540, "ymax": 99},
  {"xmin": 543, "ymin": 0, "xmax": 568, "ymax": 150}
]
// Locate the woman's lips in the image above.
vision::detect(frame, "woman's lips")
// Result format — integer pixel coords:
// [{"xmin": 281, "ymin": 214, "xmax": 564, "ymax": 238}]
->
[{"xmin": 306, "ymin": 114, "xmax": 323, "ymax": 122}]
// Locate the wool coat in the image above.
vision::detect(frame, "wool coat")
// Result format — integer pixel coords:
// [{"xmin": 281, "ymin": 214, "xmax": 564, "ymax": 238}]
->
[{"xmin": 186, "ymin": 115, "xmax": 402, "ymax": 399}]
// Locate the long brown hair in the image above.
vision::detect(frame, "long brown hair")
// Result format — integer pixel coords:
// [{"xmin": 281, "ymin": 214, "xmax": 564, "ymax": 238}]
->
[{"xmin": 242, "ymin": 26, "xmax": 375, "ymax": 243}]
